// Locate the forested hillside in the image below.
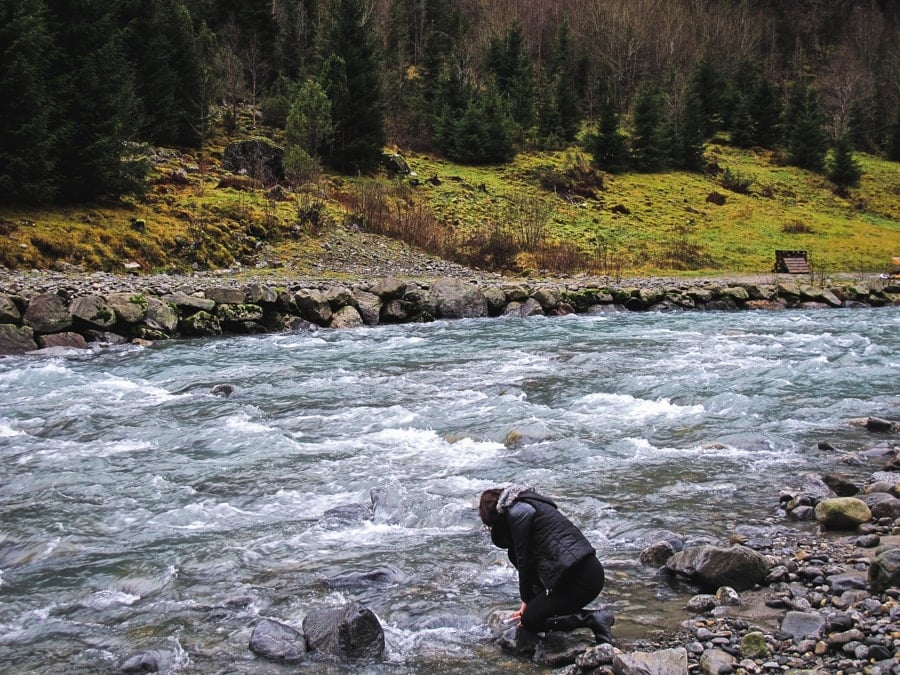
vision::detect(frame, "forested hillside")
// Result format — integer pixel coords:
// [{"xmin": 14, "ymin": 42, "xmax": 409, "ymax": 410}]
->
[{"xmin": 0, "ymin": 0, "xmax": 898, "ymax": 275}]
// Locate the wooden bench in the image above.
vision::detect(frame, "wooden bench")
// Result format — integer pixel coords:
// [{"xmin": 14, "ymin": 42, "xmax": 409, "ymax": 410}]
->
[{"xmin": 774, "ymin": 250, "xmax": 810, "ymax": 274}]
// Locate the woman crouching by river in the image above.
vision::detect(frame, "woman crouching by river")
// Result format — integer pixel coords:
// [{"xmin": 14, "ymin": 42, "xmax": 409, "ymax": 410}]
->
[{"xmin": 479, "ymin": 485, "xmax": 614, "ymax": 643}]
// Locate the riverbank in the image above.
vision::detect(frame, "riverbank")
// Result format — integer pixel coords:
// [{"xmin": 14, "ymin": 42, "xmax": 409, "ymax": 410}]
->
[{"xmin": 1, "ymin": 266, "xmax": 897, "ymax": 355}]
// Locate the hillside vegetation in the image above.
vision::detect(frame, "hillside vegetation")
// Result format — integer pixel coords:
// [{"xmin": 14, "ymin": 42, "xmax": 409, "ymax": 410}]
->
[{"xmin": 1, "ymin": 118, "xmax": 897, "ymax": 279}]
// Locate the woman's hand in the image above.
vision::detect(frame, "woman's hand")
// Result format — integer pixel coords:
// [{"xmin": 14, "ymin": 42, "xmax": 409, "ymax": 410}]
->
[{"xmin": 511, "ymin": 602, "xmax": 527, "ymax": 624}]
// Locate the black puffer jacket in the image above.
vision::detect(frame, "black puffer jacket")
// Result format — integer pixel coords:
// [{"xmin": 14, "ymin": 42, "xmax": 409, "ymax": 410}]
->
[{"xmin": 496, "ymin": 486, "xmax": 595, "ymax": 603}]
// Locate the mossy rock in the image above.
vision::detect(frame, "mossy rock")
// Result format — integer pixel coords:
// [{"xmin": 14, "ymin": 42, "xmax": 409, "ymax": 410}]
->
[
  {"xmin": 814, "ymin": 497, "xmax": 871, "ymax": 530},
  {"xmin": 179, "ymin": 310, "xmax": 222, "ymax": 336}
]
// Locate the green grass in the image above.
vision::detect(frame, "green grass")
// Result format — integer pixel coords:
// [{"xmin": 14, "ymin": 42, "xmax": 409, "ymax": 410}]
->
[{"xmin": 1, "ymin": 135, "xmax": 898, "ymax": 277}]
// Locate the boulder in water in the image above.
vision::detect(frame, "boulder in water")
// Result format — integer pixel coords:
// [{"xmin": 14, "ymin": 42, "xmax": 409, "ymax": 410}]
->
[
  {"xmin": 665, "ymin": 544, "xmax": 770, "ymax": 591},
  {"xmin": 249, "ymin": 618, "xmax": 307, "ymax": 663},
  {"xmin": 302, "ymin": 601, "xmax": 385, "ymax": 661}
]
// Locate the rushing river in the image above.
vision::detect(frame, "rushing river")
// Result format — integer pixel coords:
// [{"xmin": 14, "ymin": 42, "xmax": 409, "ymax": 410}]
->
[{"xmin": 1, "ymin": 307, "xmax": 897, "ymax": 673}]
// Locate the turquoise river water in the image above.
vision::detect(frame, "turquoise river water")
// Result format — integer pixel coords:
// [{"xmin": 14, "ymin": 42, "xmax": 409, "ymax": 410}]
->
[{"xmin": 1, "ymin": 307, "xmax": 898, "ymax": 673}]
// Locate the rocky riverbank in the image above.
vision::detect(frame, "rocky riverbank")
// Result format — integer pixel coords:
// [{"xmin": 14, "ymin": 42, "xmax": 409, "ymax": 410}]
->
[
  {"xmin": 488, "ymin": 428, "xmax": 900, "ymax": 675},
  {"xmin": 1, "ymin": 267, "xmax": 898, "ymax": 355}
]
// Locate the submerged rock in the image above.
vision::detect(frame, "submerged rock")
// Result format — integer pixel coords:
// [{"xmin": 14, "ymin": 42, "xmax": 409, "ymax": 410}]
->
[
  {"xmin": 302, "ymin": 602, "xmax": 385, "ymax": 661},
  {"xmin": 249, "ymin": 618, "xmax": 307, "ymax": 663}
]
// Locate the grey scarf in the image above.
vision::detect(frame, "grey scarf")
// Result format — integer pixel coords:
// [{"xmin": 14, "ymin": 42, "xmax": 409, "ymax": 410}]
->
[{"xmin": 497, "ymin": 484, "xmax": 534, "ymax": 514}]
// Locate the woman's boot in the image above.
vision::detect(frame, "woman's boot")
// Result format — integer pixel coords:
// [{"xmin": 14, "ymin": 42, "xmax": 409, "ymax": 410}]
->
[{"xmin": 545, "ymin": 609, "xmax": 614, "ymax": 644}]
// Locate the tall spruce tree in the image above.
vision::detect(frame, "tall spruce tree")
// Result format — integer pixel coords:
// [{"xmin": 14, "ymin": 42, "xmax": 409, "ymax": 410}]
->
[
  {"xmin": 46, "ymin": 0, "xmax": 146, "ymax": 200},
  {"xmin": 589, "ymin": 98, "xmax": 628, "ymax": 173},
  {"xmin": 447, "ymin": 87, "xmax": 515, "ymax": 164},
  {"xmin": 828, "ymin": 135, "xmax": 862, "ymax": 188},
  {"xmin": 320, "ymin": 0, "xmax": 385, "ymax": 173},
  {"xmin": 630, "ymin": 83, "xmax": 667, "ymax": 172},
  {"xmin": 548, "ymin": 20, "xmax": 581, "ymax": 143},
  {"xmin": 887, "ymin": 109, "xmax": 900, "ymax": 162},
  {"xmin": 749, "ymin": 74, "xmax": 781, "ymax": 148},
  {"xmin": 669, "ymin": 82, "xmax": 707, "ymax": 170},
  {"xmin": 783, "ymin": 80, "xmax": 828, "ymax": 172},
  {"xmin": 485, "ymin": 21, "xmax": 534, "ymax": 138},
  {"xmin": 0, "ymin": 0, "xmax": 55, "ymax": 203},
  {"xmin": 120, "ymin": 0, "xmax": 205, "ymax": 146}
]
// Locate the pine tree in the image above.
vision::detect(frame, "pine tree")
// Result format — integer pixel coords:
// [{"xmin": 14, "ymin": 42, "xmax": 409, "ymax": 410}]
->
[
  {"xmin": 485, "ymin": 21, "xmax": 534, "ymax": 138},
  {"xmin": 630, "ymin": 83, "xmax": 667, "ymax": 172},
  {"xmin": 320, "ymin": 0, "xmax": 386, "ymax": 173},
  {"xmin": 730, "ymin": 94, "xmax": 757, "ymax": 148},
  {"xmin": 432, "ymin": 59, "xmax": 468, "ymax": 155},
  {"xmin": 120, "ymin": 0, "xmax": 205, "ymax": 146},
  {"xmin": 689, "ymin": 55, "xmax": 726, "ymax": 136},
  {"xmin": 549, "ymin": 20, "xmax": 581, "ymax": 143},
  {"xmin": 589, "ymin": 98, "xmax": 628, "ymax": 173},
  {"xmin": 887, "ymin": 109, "xmax": 900, "ymax": 162},
  {"xmin": 828, "ymin": 135, "xmax": 862, "ymax": 188},
  {"xmin": 749, "ymin": 74, "xmax": 781, "ymax": 148},
  {"xmin": 45, "ymin": 0, "xmax": 147, "ymax": 200},
  {"xmin": 783, "ymin": 80, "xmax": 828, "ymax": 172},
  {"xmin": 670, "ymin": 82, "xmax": 707, "ymax": 170},
  {"xmin": 447, "ymin": 87, "xmax": 514, "ymax": 164},
  {"xmin": 0, "ymin": 0, "xmax": 55, "ymax": 203}
]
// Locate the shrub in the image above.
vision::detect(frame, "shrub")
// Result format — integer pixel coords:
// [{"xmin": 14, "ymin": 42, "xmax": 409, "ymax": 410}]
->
[{"xmin": 721, "ymin": 168, "xmax": 753, "ymax": 194}]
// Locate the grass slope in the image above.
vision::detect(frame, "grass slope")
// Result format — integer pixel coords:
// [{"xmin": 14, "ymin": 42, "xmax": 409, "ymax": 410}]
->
[{"xmin": 1, "ymin": 131, "xmax": 898, "ymax": 278}]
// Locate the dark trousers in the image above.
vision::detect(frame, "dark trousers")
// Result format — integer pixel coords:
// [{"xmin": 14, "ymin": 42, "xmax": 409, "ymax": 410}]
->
[{"xmin": 520, "ymin": 554, "xmax": 605, "ymax": 633}]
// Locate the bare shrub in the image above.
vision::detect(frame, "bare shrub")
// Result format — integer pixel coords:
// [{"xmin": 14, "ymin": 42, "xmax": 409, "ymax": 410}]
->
[
  {"xmin": 782, "ymin": 220, "xmax": 815, "ymax": 234},
  {"xmin": 536, "ymin": 241, "xmax": 591, "ymax": 274}
]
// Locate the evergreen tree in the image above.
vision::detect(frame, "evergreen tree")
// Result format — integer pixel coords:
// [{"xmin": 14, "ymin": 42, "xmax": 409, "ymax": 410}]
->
[
  {"xmin": 120, "ymin": 0, "xmax": 205, "ymax": 146},
  {"xmin": 630, "ymin": 83, "xmax": 667, "ymax": 172},
  {"xmin": 485, "ymin": 21, "xmax": 534, "ymax": 137},
  {"xmin": 783, "ymin": 80, "xmax": 828, "ymax": 172},
  {"xmin": 669, "ymin": 82, "xmax": 707, "ymax": 170},
  {"xmin": 447, "ymin": 87, "xmax": 515, "ymax": 164},
  {"xmin": 886, "ymin": 109, "xmax": 900, "ymax": 162},
  {"xmin": 730, "ymin": 94, "xmax": 757, "ymax": 148},
  {"xmin": 748, "ymin": 74, "xmax": 781, "ymax": 148},
  {"xmin": 284, "ymin": 79, "xmax": 331, "ymax": 182},
  {"xmin": 828, "ymin": 135, "xmax": 862, "ymax": 188},
  {"xmin": 0, "ymin": 0, "xmax": 55, "ymax": 203},
  {"xmin": 432, "ymin": 60, "xmax": 468, "ymax": 155},
  {"xmin": 589, "ymin": 98, "xmax": 628, "ymax": 173},
  {"xmin": 548, "ymin": 20, "xmax": 581, "ymax": 143},
  {"xmin": 689, "ymin": 55, "xmax": 727, "ymax": 136},
  {"xmin": 286, "ymin": 79, "xmax": 332, "ymax": 157},
  {"xmin": 319, "ymin": 0, "xmax": 386, "ymax": 173},
  {"xmin": 45, "ymin": 0, "xmax": 147, "ymax": 200}
]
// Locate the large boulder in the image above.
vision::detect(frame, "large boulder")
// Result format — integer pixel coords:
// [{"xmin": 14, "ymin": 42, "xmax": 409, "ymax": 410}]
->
[
  {"xmin": 351, "ymin": 290, "xmax": 382, "ymax": 325},
  {"xmin": 302, "ymin": 602, "xmax": 385, "ymax": 661},
  {"xmin": 179, "ymin": 310, "xmax": 222, "ymax": 336},
  {"xmin": 249, "ymin": 619, "xmax": 307, "ymax": 663},
  {"xmin": 0, "ymin": 324, "xmax": 37, "ymax": 354},
  {"xmin": 106, "ymin": 292, "xmax": 148, "ymax": 324},
  {"xmin": 24, "ymin": 293, "xmax": 71, "ymax": 333},
  {"xmin": 0, "ymin": 294, "xmax": 22, "ymax": 323},
  {"xmin": 665, "ymin": 544, "xmax": 770, "ymax": 591},
  {"xmin": 612, "ymin": 647, "xmax": 688, "ymax": 675},
  {"xmin": 814, "ymin": 497, "xmax": 871, "ymax": 530},
  {"xmin": 330, "ymin": 305, "xmax": 364, "ymax": 329},
  {"xmin": 70, "ymin": 295, "xmax": 116, "ymax": 329},
  {"xmin": 161, "ymin": 292, "xmax": 215, "ymax": 314},
  {"xmin": 295, "ymin": 289, "xmax": 332, "ymax": 325},
  {"xmin": 223, "ymin": 138, "xmax": 284, "ymax": 181},
  {"xmin": 38, "ymin": 332, "xmax": 88, "ymax": 349},
  {"xmin": 143, "ymin": 298, "xmax": 179, "ymax": 334},
  {"xmin": 431, "ymin": 278, "xmax": 488, "ymax": 319},
  {"xmin": 868, "ymin": 547, "xmax": 900, "ymax": 595}
]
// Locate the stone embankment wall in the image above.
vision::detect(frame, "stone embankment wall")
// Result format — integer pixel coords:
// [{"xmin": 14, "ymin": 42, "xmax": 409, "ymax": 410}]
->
[{"xmin": 1, "ymin": 274, "xmax": 898, "ymax": 355}]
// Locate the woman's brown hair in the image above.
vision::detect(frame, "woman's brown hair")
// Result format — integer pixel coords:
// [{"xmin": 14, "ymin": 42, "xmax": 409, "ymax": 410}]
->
[{"xmin": 479, "ymin": 488, "xmax": 503, "ymax": 526}]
